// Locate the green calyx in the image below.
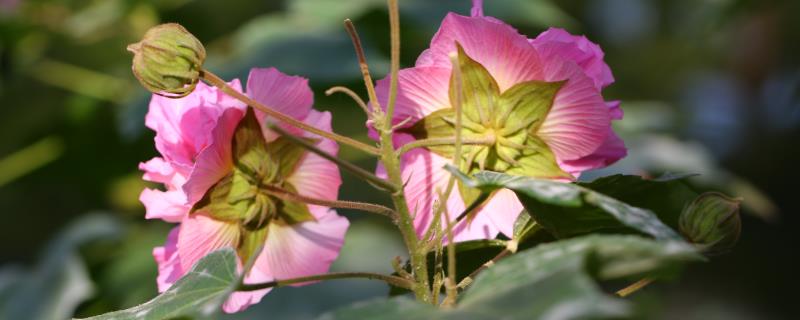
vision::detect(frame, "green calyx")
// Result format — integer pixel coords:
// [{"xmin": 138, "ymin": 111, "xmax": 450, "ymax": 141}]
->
[
  {"xmin": 192, "ymin": 108, "xmax": 314, "ymax": 262},
  {"xmin": 403, "ymin": 43, "xmax": 571, "ymax": 205}
]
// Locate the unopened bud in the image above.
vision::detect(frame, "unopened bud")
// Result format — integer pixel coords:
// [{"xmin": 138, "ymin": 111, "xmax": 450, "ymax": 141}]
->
[
  {"xmin": 679, "ymin": 192, "xmax": 742, "ymax": 256},
  {"xmin": 127, "ymin": 23, "xmax": 206, "ymax": 98}
]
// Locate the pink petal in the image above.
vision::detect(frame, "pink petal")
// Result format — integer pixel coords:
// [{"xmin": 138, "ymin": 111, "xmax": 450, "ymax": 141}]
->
[
  {"xmin": 254, "ymin": 211, "xmax": 349, "ymax": 283},
  {"xmin": 181, "ymin": 108, "xmax": 245, "ymax": 206},
  {"xmin": 222, "ymin": 266, "xmax": 273, "ymax": 314},
  {"xmin": 140, "ymin": 157, "xmax": 189, "ymax": 189},
  {"xmin": 538, "ymin": 59, "xmax": 610, "ymax": 161},
  {"xmin": 374, "ymin": 66, "xmax": 452, "ymax": 130},
  {"xmin": 474, "ymin": 189, "xmax": 523, "ymax": 238},
  {"xmin": 153, "ymin": 227, "xmax": 182, "ymax": 292},
  {"xmin": 286, "ymin": 111, "xmax": 342, "ymax": 219},
  {"xmin": 470, "ymin": 0, "xmax": 484, "ymax": 17},
  {"xmin": 176, "ymin": 214, "xmax": 241, "ymax": 274},
  {"xmin": 607, "ymin": 100, "xmax": 623, "ymax": 120},
  {"xmin": 559, "ymin": 130, "xmax": 627, "ymax": 175},
  {"xmin": 139, "ymin": 188, "xmax": 189, "ymax": 223},
  {"xmin": 247, "ymin": 68, "xmax": 313, "ymax": 123},
  {"xmin": 416, "ymin": 13, "xmax": 544, "ymax": 91},
  {"xmin": 146, "ymin": 81, "xmax": 245, "ymax": 166},
  {"xmin": 531, "ymin": 28, "xmax": 614, "ymax": 90}
]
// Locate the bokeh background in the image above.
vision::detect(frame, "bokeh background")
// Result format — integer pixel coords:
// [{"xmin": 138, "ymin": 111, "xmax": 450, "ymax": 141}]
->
[{"xmin": 1, "ymin": 0, "xmax": 798, "ymax": 319}]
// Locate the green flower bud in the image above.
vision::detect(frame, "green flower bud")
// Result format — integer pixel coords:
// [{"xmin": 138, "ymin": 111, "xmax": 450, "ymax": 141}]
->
[
  {"xmin": 679, "ymin": 192, "xmax": 742, "ymax": 256},
  {"xmin": 126, "ymin": 23, "xmax": 206, "ymax": 98}
]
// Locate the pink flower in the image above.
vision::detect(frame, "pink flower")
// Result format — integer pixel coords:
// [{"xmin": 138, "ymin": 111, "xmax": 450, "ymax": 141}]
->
[
  {"xmin": 372, "ymin": 1, "xmax": 626, "ymax": 242},
  {"xmin": 142, "ymin": 68, "xmax": 348, "ymax": 313}
]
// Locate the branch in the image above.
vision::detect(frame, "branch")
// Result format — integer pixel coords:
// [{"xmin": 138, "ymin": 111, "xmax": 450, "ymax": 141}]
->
[
  {"xmin": 260, "ymin": 185, "xmax": 395, "ymax": 219},
  {"xmin": 239, "ymin": 272, "xmax": 414, "ymax": 291}
]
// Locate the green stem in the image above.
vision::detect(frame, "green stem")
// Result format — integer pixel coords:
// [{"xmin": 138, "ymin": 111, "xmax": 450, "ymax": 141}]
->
[
  {"xmin": 200, "ymin": 69, "xmax": 381, "ymax": 156},
  {"xmin": 269, "ymin": 124, "xmax": 398, "ymax": 193},
  {"xmin": 238, "ymin": 272, "xmax": 414, "ymax": 291},
  {"xmin": 397, "ymin": 136, "xmax": 494, "ymax": 156},
  {"xmin": 374, "ymin": 0, "xmax": 432, "ymax": 303},
  {"xmin": 260, "ymin": 185, "xmax": 395, "ymax": 218}
]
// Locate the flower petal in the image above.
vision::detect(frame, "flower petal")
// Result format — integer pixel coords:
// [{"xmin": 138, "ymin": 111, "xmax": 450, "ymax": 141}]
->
[
  {"xmin": 254, "ymin": 211, "xmax": 349, "ymax": 283},
  {"xmin": 182, "ymin": 108, "xmax": 245, "ymax": 205},
  {"xmin": 286, "ymin": 110, "xmax": 342, "ymax": 219},
  {"xmin": 176, "ymin": 214, "xmax": 241, "ymax": 273},
  {"xmin": 222, "ymin": 266, "xmax": 273, "ymax": 314},
  {"xmin": 559, "ymin": 130, "xmax": 627, "ymax": 176},
  {"xmin": 247, "ymin": 67, "xmax": 312, "ymax": 122},
  {"xmin": 537, "ymin": 59, "xmax": 610, "ymax": 161},
  {"xmin": 475, "ymin": 189, "xmax": 523, "ymax": 238},
  {"xmin": 531, "ymin": 28, "xmax": 615, "ymax": 90},
  {"xmin": 140, "ymin": 188, "xmax": 188, "ymax": 223},
  {"xmin": 416, "ymin": 13, "xmax": 544, "ymax": 91},
  {"xmin": 153, "ymin": 227, "xmax": 182, "ymax": 292},
  {"xmin": 375, "ymin": 66, "xmax": 453, "ymax": 129}
]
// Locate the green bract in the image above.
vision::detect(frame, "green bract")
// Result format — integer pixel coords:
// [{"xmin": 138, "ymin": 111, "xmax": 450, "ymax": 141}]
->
[
  {"xmin": 192, "ymin": 109, "xmax": 314, "ymax": 262},
  {"xmin": 403, "ymin": 44, "xmax": 570, "ymax": 205},
  {"xmin": 127, "ymin": 23, "xmax": 206, "ymax": 98}
]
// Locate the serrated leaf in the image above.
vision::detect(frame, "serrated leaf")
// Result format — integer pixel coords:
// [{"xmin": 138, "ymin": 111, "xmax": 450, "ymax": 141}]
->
[
  {"xmin": 80, "ymin": 248, "xmax": 241, "ymax": 320},
  {"xmin": 447, "ymin": 167, "xmax": 684, "ymax": 240}
]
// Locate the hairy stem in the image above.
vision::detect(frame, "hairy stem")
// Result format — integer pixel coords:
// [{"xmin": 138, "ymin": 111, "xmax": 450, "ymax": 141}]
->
[
  {"xmin": 200, "ymin": 69, "xmax": 380, "ymax": 155},
  {"xmin": 269, "ymin": 124, "xmax": 398, "ymax": 193},
  {"xmin": 344, "ymin": 20, "xmax": 381, "ymax": 114},
  {"xmin": 239, "ymin": 272, "xmax": 414, "ymax": 291},
  {"xmin": 260, "ymin": 185, "xmax": 395, "ymax": 218}
]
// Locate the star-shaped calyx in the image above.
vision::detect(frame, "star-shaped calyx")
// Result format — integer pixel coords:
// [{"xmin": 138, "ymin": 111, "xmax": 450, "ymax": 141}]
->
[
  {"xmin": 191, "ymin": 108, "xmax": 315, "ymax": 262},
  {"xmin": 403, "ymin": 43, "xmax": 573, "ymax": 205}
]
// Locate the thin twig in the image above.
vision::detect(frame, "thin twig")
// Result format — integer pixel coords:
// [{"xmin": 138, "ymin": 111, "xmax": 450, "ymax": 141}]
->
[
  {"xmin": 269, "ymin": 124, "xmax": 398, "ymax": 193},
  {"xmin": 344, "ymin": 20, "xmax": 381, "ymax": 114},
  {"xmin": 397, "ymin": 136, "xmax": 495, "ymax": 156},
  {"xmin": 457, "ymin": 247, "xmax": 511, "ymax": 289},
  {"xmin": 260, "ymin": 184, "xmax": 395, "ymax": 218},
  {"xmin": 200, "ymin": 69, "xmax": 381, "ymax": 155},
  {"xmin": 616, "ymin": 278, "xmax": 654, "ymax": 297},
  {"xmin": 326, "ymin": 86, "xmax": 371, "ymax": 118},
  {"xmin": 239, "ymin": 272, "xmax": 414, "ymax": 291}
]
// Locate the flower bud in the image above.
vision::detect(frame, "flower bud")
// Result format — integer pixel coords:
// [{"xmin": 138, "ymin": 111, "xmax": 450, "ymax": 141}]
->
[
  {"xmin": 679, "ymin": 192, "xmax": 742, "ymax": 256},
  {"xmin": 127, "ymin": 23, "xmax": 206, "ymax": 98}
]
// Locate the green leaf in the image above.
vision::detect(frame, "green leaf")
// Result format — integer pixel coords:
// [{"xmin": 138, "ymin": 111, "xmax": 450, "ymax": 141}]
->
[
  {"xmin": 80, "ymin": 249, "xmax": 241, "ymax": 320},
  {"xmin": 447, "ymin": 167, "xmax": 684, "ymax": 240},
  {"xmin": 322, "ymin": 235, "xmax": 701, "ymax": 320}
]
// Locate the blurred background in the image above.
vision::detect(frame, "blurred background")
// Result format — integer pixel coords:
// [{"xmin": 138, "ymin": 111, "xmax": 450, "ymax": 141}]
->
[{"xmin": 0, "ymin": 0, "xmax": 797, "ymax": 319}]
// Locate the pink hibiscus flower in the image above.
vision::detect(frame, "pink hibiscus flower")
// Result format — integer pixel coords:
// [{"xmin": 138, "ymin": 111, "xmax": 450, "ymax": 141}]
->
[
  {"xmin": 141, "ymin": 68, "xmax": 348, "ymax": 313},
  {"xmin": 372, "ymin": 0, "xmax": 626, "ymax": 242}
]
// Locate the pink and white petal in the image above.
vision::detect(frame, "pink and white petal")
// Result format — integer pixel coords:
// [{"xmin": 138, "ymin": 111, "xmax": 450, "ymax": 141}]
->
[
  {"xmin": 476, "ymin": 189, "xmax": 524, "ymax": 238},
  {"xmin": 182, "ymin": 108, "xmax": 245, "ymax": 205},
  {"xmin": 399, "ymin": 147, "xmax": 455, "ymax": 236},
  {"xmin": 153, "ymin": 227, "xmax": 183, "ymax": 292},
  {"xmin": 140, "ymin": 157, "xmax": 190, "ymax": 190},
  {"xmin": 559, "ymin": 130, "xmax": 627, "ymax": 176},
  {"xmin": 247, "ymin": 68, "xmax": 312, "ymax": 122},
  {"xmin": 538, "ymin": 59, "xmax": 610, "ymax": 161},
  {"xmin": 140, "ymin": 188, "xmax": 189, "ymax": 223},
  {"xmin": 176, "ymin": 214, "xmax": 241, "ymax": 274},
  {"xmin": 531, "ymin": 28, "xmax": 614, "ymax": 90},
  {"xmin": 223, "ymin": 266, "xmax": 274, "ymax": 314},
  {"xmin": 416, "ymin": 13, "xmax": 544, "ymax": 91},
  {"xmin": 375, "ymin": 66, "xmax": 453, "ymax": 129},
  {"xmin": 471, "ymin": 0, "xmax": 484, "ymax": 17},
  {"xmin": 287, "ymin": 111, "xmax": 342, "ymax": 219},
  {"xmin": 254, "ymin": 212, "xmax": 349, "ymax": 284},
  {"xmin": 450, "ymin": 204, "xmax": 500, "ymax": 242}
]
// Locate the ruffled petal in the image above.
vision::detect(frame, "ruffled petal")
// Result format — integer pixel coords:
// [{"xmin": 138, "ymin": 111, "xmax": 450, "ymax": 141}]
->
[
  {"xmin": 140, "ymin": 188, "xmax": 188, "ymax": 223},
  {"xmin": 537, "ymin": 59, "xmax": 610, "ymax": 161},
  {"xmin": 146, "ymin": 81, "xmax": 245, "ymax": 166},
  {"xmin": 254, "ymin": 211, "xmax": 349, "ymax": 283},
  {"xmin": 286, "ymin": 111, "xmax": 342, "ymax": 219},
  {"xmin": 153, "ymin": 227, "xmax": 182, "ymax": 292},
  {"xmin": 416, "ymin": 13, "xmax": 544, "ymax": 91},
  {"xmin": 247, "ymin": 67, "xmax": 313, "ymax": 122},
  {"xmin": 176, "ymin": 214, "xmax": 241, "ymax": 273},
  {"xmin": 531, "ymin": 28, "xmax": 614, "ymax": 90}
]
